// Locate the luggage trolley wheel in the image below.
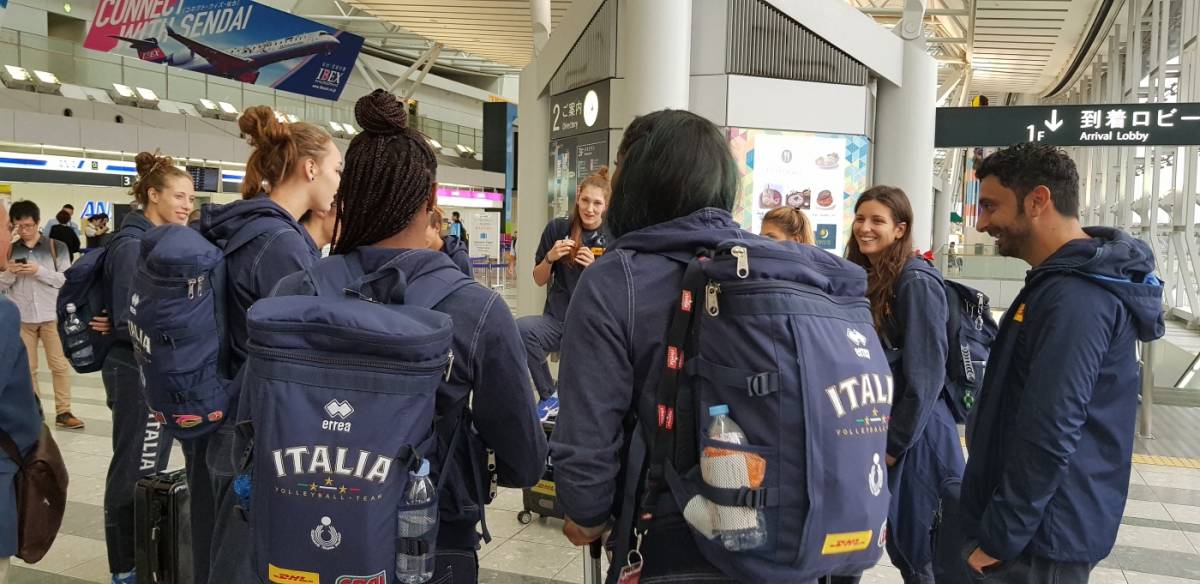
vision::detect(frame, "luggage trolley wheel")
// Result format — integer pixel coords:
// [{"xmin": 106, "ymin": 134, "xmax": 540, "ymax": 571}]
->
[{"xmin": 518, "ymin": 511, "xmax": 534, "ymax": 525}]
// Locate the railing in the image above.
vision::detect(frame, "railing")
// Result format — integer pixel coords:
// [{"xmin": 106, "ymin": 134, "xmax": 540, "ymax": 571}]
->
[
  {"xmin": 0, "ymin": 29, "xmax": 484, "ymax": 152},
  {"xmin": 933, "ymin": 244, "xmax": 1030, "ymax": 280}
]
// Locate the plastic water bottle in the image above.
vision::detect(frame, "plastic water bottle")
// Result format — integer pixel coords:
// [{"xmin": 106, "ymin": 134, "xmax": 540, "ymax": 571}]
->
[
  {"xmin": 705, "ymin": 404, "xmax": 766, "ymax": 551},
  {"xmin": 63, "ymin": 304, "xmax": 93, "ymax": 367},
  {"xmin": 396, "ymin": 459, "xmax": 437, "ymax": 584}
]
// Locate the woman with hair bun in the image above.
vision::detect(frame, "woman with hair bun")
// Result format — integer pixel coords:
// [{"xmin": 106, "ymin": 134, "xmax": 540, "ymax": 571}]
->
[
  {"xmin": 193, "ymin": 106, "xmax": 342, "ymax": 581},
  {"xmin": 88, "ymin": 151, "xmax": 193, "ymax": 584},
  {"xmin": 760, "ymin": 206, "xmax": 815, "ymax": 245},
  {"xmin": 271, "ymin": 89, "xmax": 546, "ymax": 584},
  {"xmin": 517, "ymin": 166, "xmax": 611, "ymax": 420}
]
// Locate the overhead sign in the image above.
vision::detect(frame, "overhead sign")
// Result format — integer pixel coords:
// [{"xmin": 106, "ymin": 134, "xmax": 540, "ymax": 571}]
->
[
  {"xmin": 83, "ymin": 0, "xmax": 364, "ymax": 100},
  {"xmin": 549, "ymin": 80, "xmax": 610, "ymax": 140},
  {"xmin": 0, "ymin": 152, "xmax": 138, "ymax": 187},
  {"xmin": 936, "ymin": 103, "xmax": 1200, "ymax": 147}
]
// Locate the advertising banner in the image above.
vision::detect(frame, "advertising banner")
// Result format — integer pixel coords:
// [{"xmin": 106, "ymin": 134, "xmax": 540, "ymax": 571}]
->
[
  {"xmin": 729, "ymin": 128, "xmax": 871, "ymax": 256},
  {"xmin": 465, "ymin": 210, "xmax": 502, "ymax": 260},
  {"xmin": 84, "ymin": 0, "xmax": 364, "ymax": 100}
]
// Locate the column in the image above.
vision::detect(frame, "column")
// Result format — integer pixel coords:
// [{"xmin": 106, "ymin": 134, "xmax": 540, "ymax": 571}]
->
[
  {"xmin": 532, "ymin": 0, "xmax": 551, "ymax": 55},
  {"xmin": 621, "ymin": 0, "xmax": 692, "ymax": 121},
  {"xmin": 516, "ymin": 66, "xmax": 551, "ymax": 317},
  {"xmin": 875, "ymin": 41, "xmax": 938, "ymax": 252}
]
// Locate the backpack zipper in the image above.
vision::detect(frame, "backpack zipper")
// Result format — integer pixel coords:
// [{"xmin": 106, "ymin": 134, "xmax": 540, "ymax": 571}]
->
[
  {"xmin": 445, "ymin": 350, "xmax": 455, "ymax": 381},
  {"xmin": 730, "ymin": 245, "xmax": 750, "ymax": 278},
  {"xmin": 250, "ymin": 343, "xmax": 450, "ymax": 374},
  {"xmin": 706, "ymin": 282, "xmax": 721, "ymax": 316}
]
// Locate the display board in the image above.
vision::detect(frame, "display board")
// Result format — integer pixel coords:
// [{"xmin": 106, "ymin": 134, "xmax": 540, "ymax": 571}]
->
[
  {"xmin": 464, "ymin": 210, "xmax": 502, "ymax": 260},
  {"xmin": 187, "ymin": 165, "xmax": 220, "ymax": 192},
  {"xmin": 728, "ymin": 128, "xmax": 871, "ymax": 255},
  {"xmin": 547, "ymin": 129, "xmax": 608, "ymax": 220},
  {"xmin": 936, "ymin": 103, "xmax": 1200, "ymax": 147},
  {"xmin": 84, "ymin": 0, "xmax": 364, "ymax": 100}
]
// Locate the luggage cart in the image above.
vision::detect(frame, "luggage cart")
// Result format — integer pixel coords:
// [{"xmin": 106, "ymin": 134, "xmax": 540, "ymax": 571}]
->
[{"xmin": 518, "ymin": 419, "xmax": 560, "ymax": 524}]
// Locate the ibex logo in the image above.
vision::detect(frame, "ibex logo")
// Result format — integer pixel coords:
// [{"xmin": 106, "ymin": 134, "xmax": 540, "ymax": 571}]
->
[{"xmin": 846, "ymin": 328, "xmax": 871, "ymax": 359}]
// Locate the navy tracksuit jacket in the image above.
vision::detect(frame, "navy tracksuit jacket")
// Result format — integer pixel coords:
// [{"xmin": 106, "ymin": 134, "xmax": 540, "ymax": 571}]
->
[{"xmin": 962, "ymin": 227, "xmax": 1164, "ymax": 563}]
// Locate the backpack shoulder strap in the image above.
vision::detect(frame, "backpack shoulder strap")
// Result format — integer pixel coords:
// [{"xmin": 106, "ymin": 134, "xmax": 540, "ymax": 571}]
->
[
  {"xmin": 404, "ymin": 265, "xmax": 476, "ymax": 310},
  {"xmin": 638, "ymin": 255, "xmax": 707, "ymax": 531},
  {"xmin": 0, "ymin": 429, "xmax": 24, "ymax": 467},
  {"xmin": 48, "ymin": 238, "xmax": 58, "ymax": 265}
]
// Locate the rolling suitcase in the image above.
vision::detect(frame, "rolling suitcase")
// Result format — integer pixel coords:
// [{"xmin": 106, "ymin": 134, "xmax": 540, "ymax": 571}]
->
[
  {"xmin": 134, "ymin": 468, "xmax": 194, "ymax": 584},
  {"xmin": 518, "ymin": 420, "xmax": 561, "ymax": 524}
]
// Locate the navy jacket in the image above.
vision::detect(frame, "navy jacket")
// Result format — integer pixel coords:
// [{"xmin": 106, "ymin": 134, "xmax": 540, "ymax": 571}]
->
[
  {"xmin": 535, "ymin": 217, "xmax": 609, "ymax": 322},
  {"xmin": 272, "ymin": 247, "xmax": 546, "ymax": 548},
  {"xmin": 0, "ymin": 297, "xmax": 40, "ymax": 472},
  {"xmin": 551, "ymin": 208, "xmax": 751, "ymax": 528},
  {"xmin": 962, "ymin": 227, "xmax": 1164, "ymax": 563},
  {"xmin": 102, "ymin": 211, "xmax": 154, "ymax": 348},
  {"xmin": 442, "ymin": 235, "xmax": 473, "ymax": 277},
  {"xmin": 884, "ymin": 258, "xmax": 950, "ymax": 459},
  {"xmin": 199, "ymin": 196, "xmax": 320, "ymax": 376}
]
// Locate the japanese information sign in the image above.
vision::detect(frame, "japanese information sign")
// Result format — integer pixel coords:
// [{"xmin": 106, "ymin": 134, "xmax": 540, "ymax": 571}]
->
[
  {"xmin": 549, "ymin": 80, "xmax": 609, "ymax": 140},
  {"xmin": 935, "ymin": 103, "xmax": 1200, "ymax": 147}
]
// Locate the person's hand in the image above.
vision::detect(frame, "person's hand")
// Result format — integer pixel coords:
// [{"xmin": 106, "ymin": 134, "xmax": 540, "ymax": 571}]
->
[
  {"xmin": 563, "ymin": 519, "xmax": 605, "ymax": 546},
  {"xmin": 886, "ymin": 454, "xmax": 897, "ymax": 467},
  {"xmin": 968, "ymin": 547, "xmax": 1001, "ymax": 574},
  {"xmin": 574, "ymin": 246, "xmax": 596, "ymax": 268},
  {"xmin": 90, "ymin": 315, "xmax": 112, "ymax": 335},
  {"xmin": 9, "ymin": 261, "xmax": 36, "ymax": 276},
  {"xmin": 546, "ymin": 238, "xmax": 575, "ymax": 262}
]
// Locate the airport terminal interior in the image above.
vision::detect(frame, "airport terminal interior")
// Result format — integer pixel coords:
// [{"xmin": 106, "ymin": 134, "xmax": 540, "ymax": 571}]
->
[{"xmin": 3, "ymin": 0, "xmax": 1200, "ymax": 582}]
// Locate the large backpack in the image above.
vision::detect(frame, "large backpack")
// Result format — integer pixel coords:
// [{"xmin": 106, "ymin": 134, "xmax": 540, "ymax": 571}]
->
[
  {"xmin": 637, "ymin": 240, "xmax": 894, "ymax": 583},
  {"xmin": 49, "ymin": 224, "xmax": 80, "ymax": 257},
  {"xmin": 56, "ymin": 231, "xmax": 138, "ymax": 374},
  {"xmin": 0, "ymin": 423, "xmax": 69, "ymax": 564},
  {"xmin": 941, "ymin": 280, "xmax": 998, "ymax": 423},
  {"xmin": 245, "ymin": 253, "xmax": 471, "ymax": 582},
  {"xmin": 128, "ymin": 218, "xmax": 276, "ymax": 439}
]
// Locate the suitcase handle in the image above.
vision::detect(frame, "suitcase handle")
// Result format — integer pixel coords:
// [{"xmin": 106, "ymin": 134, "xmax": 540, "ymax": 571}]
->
[{"xmin": 148, "ymin": 501, "xmax": 164, "ymax": 582}]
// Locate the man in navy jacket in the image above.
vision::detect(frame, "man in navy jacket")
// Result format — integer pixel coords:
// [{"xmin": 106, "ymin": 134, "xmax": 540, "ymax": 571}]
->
[{"xmin": 961, "ymin": 143, "xmax": 1164, "ymax": 583}]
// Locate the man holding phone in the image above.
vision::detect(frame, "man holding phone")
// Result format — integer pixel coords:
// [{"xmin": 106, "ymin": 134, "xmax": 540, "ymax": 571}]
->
[{"xmin": 0, "ymin": 200, "xmax": 83, "ymax": 430}]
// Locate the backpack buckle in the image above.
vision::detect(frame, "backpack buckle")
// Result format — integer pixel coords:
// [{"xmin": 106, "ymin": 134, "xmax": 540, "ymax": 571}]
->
[
  {"xmin": 746, "ymin": 373, "xmax": 776, "ymax": 397},
  {"xmin": 740, "ymin": 487, "xmax": 767, "ymax": 508}
]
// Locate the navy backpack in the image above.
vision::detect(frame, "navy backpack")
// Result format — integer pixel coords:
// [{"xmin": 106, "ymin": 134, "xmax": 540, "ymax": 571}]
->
[
  {"xmin": 244, "ymin": 254, "xmax": 471, "ymax": 583},
  {"xmin": 941, "ymin": 281, "xmax": 997, "ymax": 423},
  {"xmin": 56, "ymin": 232, "xmax": 136, "ymax": 374},
  {"xmin": 128, "ymin": 217, "xmax": 277, "ymax": 439},
  {"xmin": 636, "ymin": 240, "xmax": 894, "ymax": 583}
]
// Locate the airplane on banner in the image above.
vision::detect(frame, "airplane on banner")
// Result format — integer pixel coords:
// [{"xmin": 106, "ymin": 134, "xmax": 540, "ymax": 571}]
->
[{"xmin": 111, "ymin": 27, "xmax": 340, "ymax": 83}]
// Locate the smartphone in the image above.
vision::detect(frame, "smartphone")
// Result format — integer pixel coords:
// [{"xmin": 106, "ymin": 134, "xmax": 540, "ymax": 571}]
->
[{"xmin": 13, "ymin": 258, "xmax": 27, "ymax": 265}]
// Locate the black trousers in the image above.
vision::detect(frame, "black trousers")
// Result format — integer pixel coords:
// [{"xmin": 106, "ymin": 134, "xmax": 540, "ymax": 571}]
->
[{"xmin": 102, "ymin": 346, "xmax": 172, "ymax": 574}]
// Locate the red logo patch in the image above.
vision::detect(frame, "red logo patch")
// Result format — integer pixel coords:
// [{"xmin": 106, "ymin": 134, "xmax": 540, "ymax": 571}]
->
[
  {"xmin": 666, "ymin": 346, "xmax": 682, "ymax": 370},
  {"xmin": 207, "ymin": 411, "xmax": 224, "ymax": 423},
  {"xmin": 174, "ymin": 414, "xmax": 202, "ymax": 429},
  {"xmin": 680, "ymin": 290, "xmax": 693, "ymax": 312},
  {"xmin": 335, "ymin": 571, "xmax": 386, "ymax": 584},
  {"xmin": 657, "ymin": 405, "xmax": 675, "ymax": 430}
]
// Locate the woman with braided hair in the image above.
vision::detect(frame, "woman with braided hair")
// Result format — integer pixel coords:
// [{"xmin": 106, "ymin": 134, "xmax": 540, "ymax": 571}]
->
[
  {"xmin": 271, "ymin": 89, "xmax": 546, "ymax": 584},
  {"xmin": 86, "ymin": 151, "xmax": 192, "ymax": 584},
  {"xmin": 196, "ymin": 106, "xmax": 343, "ymax": 582}
]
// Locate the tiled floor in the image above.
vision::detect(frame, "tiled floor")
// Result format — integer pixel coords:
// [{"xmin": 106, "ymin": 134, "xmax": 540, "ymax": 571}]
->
[{"xmin": 9, "ymin": 357, "xmax": 1200, "ymax": 584}]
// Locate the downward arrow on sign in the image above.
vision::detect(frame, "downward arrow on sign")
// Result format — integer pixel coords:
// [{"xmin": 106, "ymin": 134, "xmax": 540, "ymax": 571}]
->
[{"xmin": 1045, "ymin": 110, "xmax": 1064, "ymax": 132}]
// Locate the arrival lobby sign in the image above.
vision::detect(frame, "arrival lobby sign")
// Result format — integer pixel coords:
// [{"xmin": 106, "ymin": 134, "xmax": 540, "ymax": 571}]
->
[{"xmin": 936, "ymin": 103, "xmax": 1200, "ymax": 147}]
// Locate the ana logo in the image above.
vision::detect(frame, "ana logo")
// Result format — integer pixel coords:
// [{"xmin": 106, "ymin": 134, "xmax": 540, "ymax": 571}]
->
[
  {"xmin": 335, "ymin": 571, "xmax": 386, "ymax": 584},
  {"xmin": 868, "ymin": 453, "xmax": 884, "ymax": 497},
  {"xmin": 268, "ymin": 564, "xmax": 320, "ymax": 584},
  {"xmin": 311, "ymin": 516, "xmax": 342, "ymax": 551},
  {"xmin": 821, "ymin": 530, "xmax": 873, "ymax": 555},
  {"xmin": 324, "ymin": 399, "xmax": 354, "ymax": 419},
  {"xmin": 846, "ymin": 328, "xmax": 871, "ymax": 359}
]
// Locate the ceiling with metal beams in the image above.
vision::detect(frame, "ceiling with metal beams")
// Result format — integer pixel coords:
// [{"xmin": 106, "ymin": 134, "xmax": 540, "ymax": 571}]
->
[
  {"xmin": 339, "ymin": 0, "xmax": 574, "ymax": 69},
  {"xmin": 848, "ymin": 0, "xmax": 1110, "ymax": 101}
]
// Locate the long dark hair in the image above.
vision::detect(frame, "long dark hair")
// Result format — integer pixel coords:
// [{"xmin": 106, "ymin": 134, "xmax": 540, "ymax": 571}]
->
[
  {"xmin": 607, "ymin": 110, "xmax": 737, "ymax": 238},
  {"xmin": 559, "ymin": 166, "xmax": 611, "ymax": 268},
  {"xmin": 332, "ymin": 90, "xmax": 437, "ymax": 254},
  {"xmin": 845, "ymin": 186, "xmax": 914, "ymax": 330}
]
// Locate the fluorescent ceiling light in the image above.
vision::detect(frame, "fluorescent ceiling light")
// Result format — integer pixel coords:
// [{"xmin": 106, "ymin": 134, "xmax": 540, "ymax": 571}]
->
[
  {"xmin": 218, "ymin": 101, "xmax": 238, "ymax": 114},
  {"xmin": 286, "ymin": 114, "xmax": 300, "ymax": 124},
  {"xmin": 428, "ymin": 138, "xmax": 442, "ymax": 149},
  {"xmin": 198, "ymin": 99, "xmax": 218, "ymax": 111},
  {"xmin": 135, "ymin": 87, "xmax": 158, "ymax": 101},
  {"xmin": 341, "ymin": 123, "xmax": 356, "ymax": 136},
  {"xmin": 4, "ymin": 65, "xmax": 30, "ymax": 81},
  {"xmin": 328, "ymin": 121, "xmax": 344, "ymax": 132},
  {"xmin": 33, "ymin": 70, "xmax": 58, "ymax": 84}
]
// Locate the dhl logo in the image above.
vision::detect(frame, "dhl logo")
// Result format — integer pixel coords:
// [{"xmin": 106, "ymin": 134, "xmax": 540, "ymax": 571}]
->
[
  {"xmin": 269, "ymin": 564, "xmax": 320, "ymax": 584},
  {"xmin": 820, "ymin": 530, "xmax": 873, "ymax": 555}
]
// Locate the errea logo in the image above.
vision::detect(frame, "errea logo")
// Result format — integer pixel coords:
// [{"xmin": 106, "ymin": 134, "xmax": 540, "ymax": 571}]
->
[{"xmin": 846, "ymin": 328, "xmax": 871, "ymax": 359}]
